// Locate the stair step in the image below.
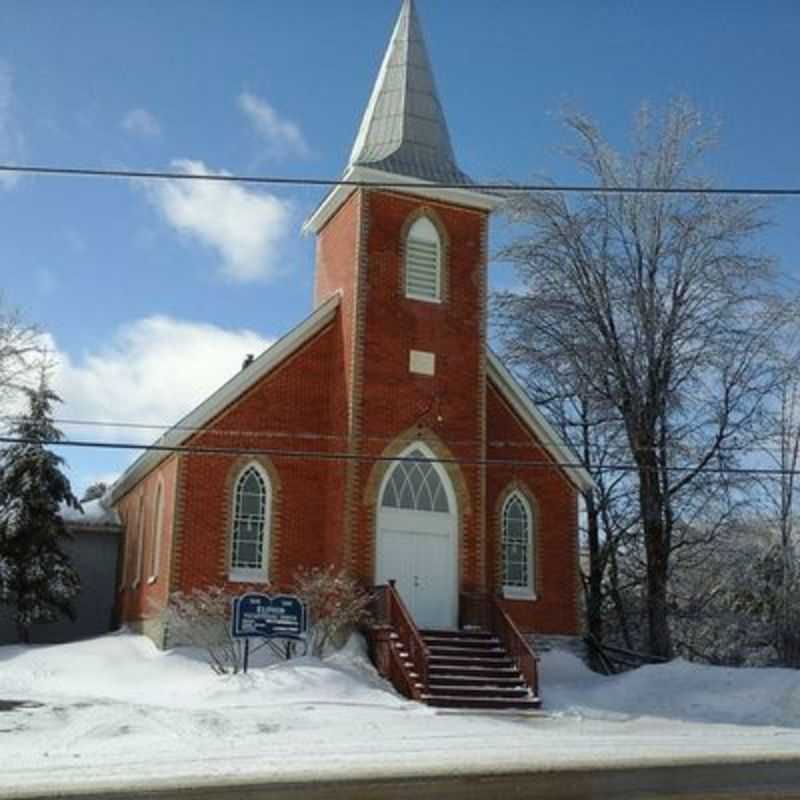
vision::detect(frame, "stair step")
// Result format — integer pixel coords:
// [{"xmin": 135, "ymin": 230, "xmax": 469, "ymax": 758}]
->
[
  {"xmin": 429, "ymin": 645, "xmax": 507, "ymax": 657},
  {"xmin": 428, "ymin": 674, "xmax": 526, "ymax": 687},
  {"xmin": 420, "ymin": 629, "xmax": 495, "ymax": 640},
  {"xmin": 427, "ymin": 683, "xmax": 531, "ymax": 698},
  {"xmin": 429, "ymin": 655, "xmax": 514, "ymax": 668},
  {"xmin": 423, "ymin": 638, "xmax": 501, "ymax": 650},
  {"xmin": 429, "ymin": 665, "xmax": 521, "ymax": 680},
  {"xmin": 422, "ymin": 694, "xmax": 542, "ymax": 711}
]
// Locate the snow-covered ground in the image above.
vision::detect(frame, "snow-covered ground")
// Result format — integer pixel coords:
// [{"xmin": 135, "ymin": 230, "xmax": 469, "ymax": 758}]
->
[{"xmin": 2, "ymin": 632, "xmax": 800, "ymax": 795}]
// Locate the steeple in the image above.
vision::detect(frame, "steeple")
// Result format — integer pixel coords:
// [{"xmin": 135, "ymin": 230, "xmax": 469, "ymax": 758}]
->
[
  {"xmin": 348, "ymin": 0, "xmax": 471, "ymax": 185},
  {"xmin": 304, "ymin": 0, "xmax": 499, "ymax": 235}
]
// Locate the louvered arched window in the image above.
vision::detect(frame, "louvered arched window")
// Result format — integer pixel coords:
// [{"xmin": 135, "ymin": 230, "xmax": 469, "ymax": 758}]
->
[
  {"xmin": 502, "ymin": 491, "xmax": 535, "ymax": 597},
  {"xmin": 405, "ymin": 217, "xmax": 442, "ymax": 302}
]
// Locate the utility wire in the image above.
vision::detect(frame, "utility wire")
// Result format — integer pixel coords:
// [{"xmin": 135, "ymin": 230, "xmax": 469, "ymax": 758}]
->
[
  {"xmin": 2, "ymin": 163, "xmax": 800, "ymax": 197},
  {"xmin": 0, "ymin": 414, "xmax": 784, "ymax": 457},
  {"xmin": 0, "ymin": 433, "xmax": 797, "ymax": 478}
]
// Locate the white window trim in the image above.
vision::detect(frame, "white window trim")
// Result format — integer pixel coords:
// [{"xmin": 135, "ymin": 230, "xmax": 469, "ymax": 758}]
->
[
  {"xmin": 405, "ymin": 216, "xmax": 443, "ymax": 303},
  {"xmin": 132, "ymin": 495, "xmax": 145, "ymax": 589},
  {"xmin": 148, "ymin": 482, "xmax": 164, "ymax": 584},
  {"xmin": 228, "ymin": 462, "xmax": 271, "ymax": 583},
  {"xmin": 501, "ymin": 491, "xmax": 536, "ymax": 600}
]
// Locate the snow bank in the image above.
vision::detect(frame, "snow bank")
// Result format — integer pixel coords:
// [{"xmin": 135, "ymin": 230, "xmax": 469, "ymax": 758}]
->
[
  {"xmin": 0, "ymin": 631, "xmax": 404, "ymax": 711},
  {"xmin": 540, "ymin": 649, "xmax": 800, "ymax": 727},
  {"xmin": 3, "ymin": 635, "xmax": 800, "ymax": 793}
]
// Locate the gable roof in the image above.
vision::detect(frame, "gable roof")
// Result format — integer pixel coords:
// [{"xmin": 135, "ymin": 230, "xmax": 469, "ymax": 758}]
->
[
  {"xmin": 349, "ymin": 0, "xmax": 471, "ymax": 186},
  {"xmin": 486, "ymin": 351, "xmax": 594, "ymax": 493},
  {"xmin": 110, "ymin": 293, "xmax": 341, "ymax": 504}
]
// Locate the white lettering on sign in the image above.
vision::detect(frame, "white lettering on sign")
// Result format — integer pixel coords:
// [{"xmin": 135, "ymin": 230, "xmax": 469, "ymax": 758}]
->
[{"xmin": 409, "ymin": 350, "xmax": 436, "ymax": 376}]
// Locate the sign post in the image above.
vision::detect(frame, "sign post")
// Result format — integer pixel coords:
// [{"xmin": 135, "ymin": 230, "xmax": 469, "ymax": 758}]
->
[{"xmin": 231, "ymin": 593, "xmax": 308, "ymax": 672}]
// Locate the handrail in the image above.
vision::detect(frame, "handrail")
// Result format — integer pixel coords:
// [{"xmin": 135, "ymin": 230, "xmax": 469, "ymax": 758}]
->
[
  {"xmin": 460, "ymin": 591, "xmax": 539, "ymax": 698},
  {"xmin": 489, "ymin": 595, "xmax": 539, "ymax": 698},
  {"xmin": 384, "ymin": 580, "xmax": 429, "ymax": 695}
]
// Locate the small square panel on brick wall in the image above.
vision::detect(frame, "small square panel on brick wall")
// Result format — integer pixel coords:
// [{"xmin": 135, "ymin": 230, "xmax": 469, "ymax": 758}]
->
[{"xmin": 409, "ymin": 350, "xmax": 436, "ymax": 376}]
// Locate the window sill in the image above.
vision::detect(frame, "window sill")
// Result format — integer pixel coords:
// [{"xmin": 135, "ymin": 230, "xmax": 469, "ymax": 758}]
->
[
  {"xmin": 228, "ymin": 570, "xmax": 269, "ymax": 584},
  {"xmin": 502, "ymin": 589, "xmax": 537, "ymax": 602},
  {"xmin": 405, "ymin": 293, "xmax": 442, "ymax": 305}
]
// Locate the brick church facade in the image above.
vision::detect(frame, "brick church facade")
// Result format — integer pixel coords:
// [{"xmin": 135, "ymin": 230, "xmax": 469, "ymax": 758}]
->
[{"xmin": 111, "ymin": 0, "xmax": 591, "ymax": 647}]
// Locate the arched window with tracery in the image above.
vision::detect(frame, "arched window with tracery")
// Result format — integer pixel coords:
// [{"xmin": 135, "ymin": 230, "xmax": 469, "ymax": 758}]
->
[
  {"xmin": 381, "ymin": 448, "xmax": 450, "ymax": 513},
  {"xmin": 230, "ymin": 464, "xmax": 270, "ymax": 581},
  {"xmin": 405, "ymin": 216, "xmax": 442, "ymax": 302},
  {"xmin": 502, "ymin": 491, "xmax": 535, "ymax": 597}
]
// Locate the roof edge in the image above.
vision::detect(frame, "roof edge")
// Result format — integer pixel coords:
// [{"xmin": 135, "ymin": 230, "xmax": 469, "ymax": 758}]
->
[
  {"xmin": 486, "ymin": 351, "xmax": 595, "ymax": 493},
  {"xmin": 111, "ymin": 292, "xmax": 342, "ymax": 505},
  {"xmin": 303, "ymin": 165, "xmax": 503, "ymax": 236}
]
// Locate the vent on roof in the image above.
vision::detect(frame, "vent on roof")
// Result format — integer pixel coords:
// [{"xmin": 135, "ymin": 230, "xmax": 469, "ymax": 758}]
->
[{"xmin": 405, "ymin": 217, "xmax": 441, "ymax": 302}]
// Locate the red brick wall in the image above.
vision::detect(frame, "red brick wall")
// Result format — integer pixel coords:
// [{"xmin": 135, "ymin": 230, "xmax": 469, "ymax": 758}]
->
[
  {"xmin": 174, "ymin": 322, "xmax": 342, "ymax": 595},
  {"xmin": 115, "ymin": 455, "xmax": 178, "ymax": 624},
  {"xmin": 115, "ymin": 185, "xmax": 580, "ymax": 641},
  {"xmin": 350, "ymin": 191, "xmax": 489, "ymax": 592},
  {"xmin": 485, "ymin": 381, "xmax": 579, "ymax": 635}
]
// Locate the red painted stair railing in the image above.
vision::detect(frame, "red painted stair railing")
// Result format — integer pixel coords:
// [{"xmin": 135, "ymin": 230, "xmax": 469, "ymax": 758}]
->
[
  {"xmin": 370, "ymin": 580, "xmax": 429, "ymax": 700},
  {"xmin": 459, "ymin": 591, "xmax": 540, "ymax": 700}
]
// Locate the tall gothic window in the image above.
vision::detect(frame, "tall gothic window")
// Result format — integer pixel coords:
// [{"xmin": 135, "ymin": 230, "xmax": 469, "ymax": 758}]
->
[
  {"xmin": 148, "ymin": 482, "xmax": 164, "ymax": 583},
  {"xmin": 381, "ymin": 448, "xmax": 450, "ymax": 513},
  {"xmin": 405, "ymin": 216, "xmax": 442, "ymax": 302},
  {"xmin": 133, "ymin": 495, "xmax": 145, "ymax": 588},
  {"xmin": 502, "ymin": 491, "xmax": 534, "ymax": 596},
  {"xmin": 230, "ymin": 464, "xmax": 270, "ymax": 580}
]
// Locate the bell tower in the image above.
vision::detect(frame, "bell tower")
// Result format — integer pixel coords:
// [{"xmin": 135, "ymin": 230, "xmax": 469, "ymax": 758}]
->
[{"xmin": 304, "ymin": 0, "xmax": 501, "ymax": 592}]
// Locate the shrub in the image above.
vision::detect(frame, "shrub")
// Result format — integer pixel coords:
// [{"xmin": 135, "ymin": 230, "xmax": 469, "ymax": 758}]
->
[{"xmin": 293, "ymin": 566, "xmax": 372, "ymax": 658}]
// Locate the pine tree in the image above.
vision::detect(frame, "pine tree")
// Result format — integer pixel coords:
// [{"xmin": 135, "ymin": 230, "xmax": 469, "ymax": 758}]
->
[{"xmin": 0, "ymin": 380, "xmax": 81, "ymax": 642}]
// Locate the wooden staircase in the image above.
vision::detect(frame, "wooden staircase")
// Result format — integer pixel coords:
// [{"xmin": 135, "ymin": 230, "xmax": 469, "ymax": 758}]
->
[
  {"xmin": 368, "ymin": 582, "xmax": 541, "ymax": 712},
  {"xmin": 421, "ymin": 629, "xmax": 540, "ymax": 710}
]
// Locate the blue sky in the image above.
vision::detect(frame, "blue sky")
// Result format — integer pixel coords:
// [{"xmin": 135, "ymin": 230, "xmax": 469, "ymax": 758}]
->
[{"xmin": 2, "ymin": 0, "xmax": 799, "ymax": 494}]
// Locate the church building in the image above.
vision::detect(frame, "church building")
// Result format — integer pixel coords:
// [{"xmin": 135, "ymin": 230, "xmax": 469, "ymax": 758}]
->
[{"xmin": 111, "ymin": 0, "xmax": 591, "ymax": 696}]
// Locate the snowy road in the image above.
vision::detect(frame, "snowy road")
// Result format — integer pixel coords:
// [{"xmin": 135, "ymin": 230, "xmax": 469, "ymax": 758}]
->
[
  {"xmin": 4, "ymin": 759, "xmax": 800, "ymax": 800},
  {"xmin": 3, "ymin": 634, "xmax": 800, "ymax": 798}
]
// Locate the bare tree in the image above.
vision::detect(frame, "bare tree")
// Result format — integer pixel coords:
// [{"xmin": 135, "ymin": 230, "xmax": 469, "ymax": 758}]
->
[
  {"xmin": 494, "ymin": 99, "xmax": 785, "ymax": 658},
  {"xmin": 759, "ymin": 330, "xmax": 800, "ymax": 665},
  {"xmin": 0, "ymin": 297, "xmax": 44, "ymax": 414}
]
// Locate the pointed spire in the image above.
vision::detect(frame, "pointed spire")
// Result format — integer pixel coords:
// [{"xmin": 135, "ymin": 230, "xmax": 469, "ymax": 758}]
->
[{"xmin": 348, "ymin": 0, "xmax": 472, "ymax": 185}]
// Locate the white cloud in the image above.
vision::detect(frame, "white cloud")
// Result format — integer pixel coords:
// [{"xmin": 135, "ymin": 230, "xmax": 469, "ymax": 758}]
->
[
  {"xmin": 0, "ymin": 61, "xmax": 25, "ymax": 189},
  {"xmin": 122, "ymin": 108, "xmax": 161, "ymax": 139},
  {"xmin": 45, "ymin": 316, "xmax": 274, "ymax": 444},
  {"xmin": 238, "ymin": 91, "xmax": 310, "ymax": 159},
  {"xmin": 141, "ymin": 158, "xmax": 293, "ymax": 283}
]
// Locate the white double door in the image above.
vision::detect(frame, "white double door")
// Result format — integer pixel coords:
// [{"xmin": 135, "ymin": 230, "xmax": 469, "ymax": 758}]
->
[{"xmin": 376, "ymin": 507, "xmax": 457, "ymax": 630}]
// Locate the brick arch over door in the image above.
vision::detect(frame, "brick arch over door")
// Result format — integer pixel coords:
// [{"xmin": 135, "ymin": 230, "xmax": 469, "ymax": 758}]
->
[{"xmin": 362, "ymin": 427, "xmax": 472, "ymax": 602}]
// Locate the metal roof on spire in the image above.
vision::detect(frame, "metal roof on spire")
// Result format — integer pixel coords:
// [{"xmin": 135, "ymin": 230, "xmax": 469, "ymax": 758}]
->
[{"xmin": 347, "ymin": 0, "xmax": 473, "ymax": 186}]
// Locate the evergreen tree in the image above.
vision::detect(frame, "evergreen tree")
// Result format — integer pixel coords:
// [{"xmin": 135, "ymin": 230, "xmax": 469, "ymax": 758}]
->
[{"xmin": 0, "ymin": 380, "xmax": 81, "ymax": 642}]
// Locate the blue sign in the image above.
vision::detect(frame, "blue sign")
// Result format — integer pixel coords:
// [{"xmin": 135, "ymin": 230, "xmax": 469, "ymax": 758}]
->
[{"xmin": 232, "ymin": 593, "xmax": 307, "ymax": 640}]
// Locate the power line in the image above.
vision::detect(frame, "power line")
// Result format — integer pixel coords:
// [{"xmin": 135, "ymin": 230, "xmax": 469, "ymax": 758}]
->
[
  {"xmin": 1, "ymin": 433, "xmax": 798, "ymax": 478},
  {"xmin": 0, "ymin": 413, "xmax": 785, "ymax": 457},
  {"xmin": 2, "ymin": 163, "xmax": 800, "ymax": 197}
]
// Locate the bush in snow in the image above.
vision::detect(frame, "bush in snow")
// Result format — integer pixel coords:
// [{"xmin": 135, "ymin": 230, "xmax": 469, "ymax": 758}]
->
[
  {"xmin": 293, "ymin": 566, "xmax": 372, "ymax": 658},
  {"xmin": 0, "ymin": 380, "xmax": 81, "ymax": 643},
  {"xmin": 160, "ymin": 586, "xmax": 247, "ymax": 675}
]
